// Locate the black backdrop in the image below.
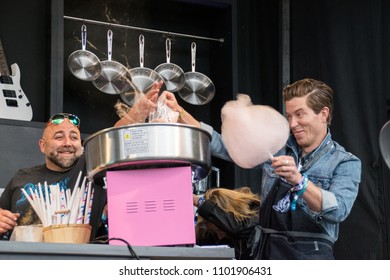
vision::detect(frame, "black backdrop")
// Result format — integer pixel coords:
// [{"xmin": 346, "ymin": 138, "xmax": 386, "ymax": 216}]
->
[{"xmin": 289, "ymin": 0, "xmax": 390, "ymax": 260}]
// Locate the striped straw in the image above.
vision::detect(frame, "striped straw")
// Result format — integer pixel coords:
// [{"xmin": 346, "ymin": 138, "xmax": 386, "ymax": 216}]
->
[{"xmin": 84, "ymin": 183, "xmax": 94, "ymax": 224}]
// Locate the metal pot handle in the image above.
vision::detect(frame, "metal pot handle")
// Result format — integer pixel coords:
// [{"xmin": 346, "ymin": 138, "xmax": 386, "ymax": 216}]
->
[
  {"xmin": 165, "ymin": 38, "xmax": 171, "ymax": 63},
  {"xmin": 211, "ymin": 166, "xmax": 220, "ymax": 187},
  {"xmin": 191, "ymin": 42, "xmax": 196, "ymax": 72},
  {"xmin": 107, "ymin": 30, "xmax": 113, "ymax": 61},
  {"xmin": 81, "ymin": 25, "xmax": 87, "ymax": 51},
  {"xmin": 139, "ymin": 34, "xmax": 144, "ymax": 68}
]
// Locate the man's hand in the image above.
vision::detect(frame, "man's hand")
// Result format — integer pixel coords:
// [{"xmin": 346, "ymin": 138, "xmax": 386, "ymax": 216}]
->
[{"xmin": 0, "ymin": 208, "xmax": 20, "ymax": 234}]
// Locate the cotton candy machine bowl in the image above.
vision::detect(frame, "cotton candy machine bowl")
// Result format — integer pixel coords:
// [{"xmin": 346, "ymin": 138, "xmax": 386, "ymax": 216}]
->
[{"xmin": 83, "ymin": 123, "xmax": 212, "ymax": 181}]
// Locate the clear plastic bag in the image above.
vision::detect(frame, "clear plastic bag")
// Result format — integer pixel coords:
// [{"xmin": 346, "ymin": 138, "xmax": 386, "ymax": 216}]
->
[{"xmin": 148, "ymin": 96, "xmax": 179, "ymax": 123}]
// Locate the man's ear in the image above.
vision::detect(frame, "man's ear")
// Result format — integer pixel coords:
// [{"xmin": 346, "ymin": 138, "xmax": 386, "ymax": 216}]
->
[
  {"xmin": 321, "ymin": 107, "xmax": 329, "ymax": 123},
  {"xmin": 38, "ymin": 138, "xmax": 45, "ymax": 153}
]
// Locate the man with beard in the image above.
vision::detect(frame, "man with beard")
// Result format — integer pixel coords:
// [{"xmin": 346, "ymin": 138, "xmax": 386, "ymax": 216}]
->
[
  {"xmin": 0, "ymin": 113, "xmax": 108, "ymax": 241},
  {"xmin": 0, "ymin": 82, "xmax": 162, "ymax": 241}
]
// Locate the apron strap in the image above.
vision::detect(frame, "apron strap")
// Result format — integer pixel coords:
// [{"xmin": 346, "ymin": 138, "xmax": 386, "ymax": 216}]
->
[{"xmin": 260, "ymin": 226, "xmax": 334, "ymax": 243}]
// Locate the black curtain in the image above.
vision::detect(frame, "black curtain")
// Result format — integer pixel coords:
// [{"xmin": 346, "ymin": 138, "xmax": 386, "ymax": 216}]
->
[
  {"xmin": 233, "ymin": 0, "xmax": 281, "ymax": 194},
  {"xmin": 289, "ymin": 0, "xmax": 390, "ymax": 259}
]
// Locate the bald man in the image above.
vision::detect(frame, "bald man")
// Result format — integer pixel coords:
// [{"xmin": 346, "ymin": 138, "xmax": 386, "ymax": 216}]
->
[
  {"xmin": 0, "ymin": 114, "xmax": 107, "ymax": 240},
  {"xmin": 0, "ymin": 81, "xmax": 163, "ymax": 241}
]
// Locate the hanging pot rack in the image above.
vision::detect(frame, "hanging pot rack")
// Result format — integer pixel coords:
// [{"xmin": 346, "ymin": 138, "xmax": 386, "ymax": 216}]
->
[{"xmin": 64, "ymin": 15, "xmax": 224, "ymax": 43}]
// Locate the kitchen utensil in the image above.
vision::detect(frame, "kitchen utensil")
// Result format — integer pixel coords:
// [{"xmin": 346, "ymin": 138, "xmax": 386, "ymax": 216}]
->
[
  {"xmin": 92, "ymin": 30, "xmax": 132, "ymax": 95},
  {"xmin": 120, "ymin": 35, "xmax": 166, "ymax": 106},
  {"xmin": 177, "ymin": 42, "xmax": 215, "ymax": 105},
  {"xmin": 83, "ymin": 123, "xmax": 211, "ymax": 181},
  {"xmin": 154, "ymin": 38, "xmax": 185, "ymax": 92},
  {"xmin": 379, "ymin": 120, "xmax": 390, "ymax": 170},
  {"xmin": 67, "ymin": 25, "xmax": 101, "ymax": 81}
]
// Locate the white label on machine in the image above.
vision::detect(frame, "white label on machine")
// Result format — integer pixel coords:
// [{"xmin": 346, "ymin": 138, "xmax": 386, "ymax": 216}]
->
[{"xmin": 121, "ymin": 127, "xmax": 149, "ymax": 155}]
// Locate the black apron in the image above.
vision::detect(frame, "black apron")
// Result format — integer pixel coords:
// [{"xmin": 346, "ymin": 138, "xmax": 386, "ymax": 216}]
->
[{"xmin": 248, "ymin": 179, "xmax": 334, "ymax": 259}]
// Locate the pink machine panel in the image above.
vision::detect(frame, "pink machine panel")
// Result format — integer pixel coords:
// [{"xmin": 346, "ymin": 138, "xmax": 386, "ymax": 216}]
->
[{"xmin": 106, "ymin": 166, "xmax": 195, "ymax": 246}]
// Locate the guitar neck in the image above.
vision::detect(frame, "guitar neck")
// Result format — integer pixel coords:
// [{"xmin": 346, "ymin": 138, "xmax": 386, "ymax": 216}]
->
[{"xmin": 0, "ymin": 39, "xmax": 10, "ymax": 76}]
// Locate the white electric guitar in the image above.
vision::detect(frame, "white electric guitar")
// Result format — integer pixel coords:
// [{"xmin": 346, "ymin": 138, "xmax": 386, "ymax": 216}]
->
[{"xmin": 0, "ymin": 39, "xmax": 33, "ymax": 121}]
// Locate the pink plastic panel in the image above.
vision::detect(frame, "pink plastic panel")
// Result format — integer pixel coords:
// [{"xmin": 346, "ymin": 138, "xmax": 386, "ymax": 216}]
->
[{"xmin": 106, "ymin": 166, "xmax": 195, "ymax": 246}]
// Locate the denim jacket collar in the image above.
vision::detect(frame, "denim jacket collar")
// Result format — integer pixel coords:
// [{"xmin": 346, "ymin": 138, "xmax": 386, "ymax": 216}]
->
[{"xmin": 286, "ymin": 129, "xmax": 333, "ymax": 172}]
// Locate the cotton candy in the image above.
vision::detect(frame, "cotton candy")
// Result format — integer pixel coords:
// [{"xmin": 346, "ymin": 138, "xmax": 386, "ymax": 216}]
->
[{"xmin": 221, "ymin": 94, "xmax": 290, "ymax": 168}]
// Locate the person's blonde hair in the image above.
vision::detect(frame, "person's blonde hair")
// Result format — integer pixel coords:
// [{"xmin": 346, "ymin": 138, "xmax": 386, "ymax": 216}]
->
[
  {"xmin": 196, "ymin": 187, "xmax": 260, "ymax": 241},
  {"xmin": 204, "ymin": 187, "xmax": 259, "ymax": 221}
]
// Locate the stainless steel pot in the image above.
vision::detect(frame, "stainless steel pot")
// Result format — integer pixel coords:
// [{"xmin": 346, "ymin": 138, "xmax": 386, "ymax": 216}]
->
[
  {"xmin": 83, "ymin": 123, "xmax": 211, "ymax": 181},
  {"xmin": 92, "ymin": 30, "xmax": 132, "ymax": 95},
  {"xmin": 379, "ymin": 120, "xmax": 390, "ymax": 170},
  {"xmin": 154, "ymin": 38, "xmax": 185, "ymax": 92},
  {"xmin": 120, "ymin": 35, "xmax": 166, "ymax": 106},
  {"xmin": 67, "ymin": 25, "xmax": 101, "ymax": 81},
  {"xmin": 177, "ymin": 42, "xmax": 215, "ymax": 105}
]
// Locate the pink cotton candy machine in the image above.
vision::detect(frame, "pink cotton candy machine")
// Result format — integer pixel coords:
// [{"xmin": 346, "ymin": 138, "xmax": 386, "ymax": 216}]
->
[{"xmin": 83, "ymin": 123, "xmax": 211, "ymax": 246}]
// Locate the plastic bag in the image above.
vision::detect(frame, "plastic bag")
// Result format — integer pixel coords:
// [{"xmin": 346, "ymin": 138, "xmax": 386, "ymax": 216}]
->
[{"xmin": 149, "ymin": 95, "xmax": 179, "ymax": 123}]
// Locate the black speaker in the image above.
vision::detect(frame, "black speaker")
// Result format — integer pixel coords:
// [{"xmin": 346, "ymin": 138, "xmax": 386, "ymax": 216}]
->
[{"xmin": 379, "ymin": 120, "xmax": 390, "ymax": 170}]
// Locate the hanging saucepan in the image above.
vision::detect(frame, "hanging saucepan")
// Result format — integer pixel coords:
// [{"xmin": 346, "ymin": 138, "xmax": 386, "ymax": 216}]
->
[
  {"xmin": 120, "ymin": 35, "xmax": 166, "ymax": 106},
  {"xmin": 177, "ymin": 42, "xmax": 215, "ymax": 105},
  {"xmin": 67, "ymin": 25, "xmax": 101, "ymax": 81},
  {"xmin": 154, "ymin": 38, "xmax": 185, "ymax": 92},
  {"xmin": 92, "ymin": 30, "xmax": 132, "ymax": 95}
]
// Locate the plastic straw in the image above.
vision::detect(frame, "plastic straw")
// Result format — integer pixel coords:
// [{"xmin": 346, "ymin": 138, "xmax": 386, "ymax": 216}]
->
[
  {"xmin": 21, "ymin": 175, "xmax": 93, "ymax": 227},
  {"xmin": 84, "ymin": 187, "xmax": 94, "ymax": 224},
  {"xmin": 76, "ymin": 181, "xmax": 88, "ymax": 224},
  {"xmin": 49, "ymin": 185, "xmax": 57, "ymax": 225},
  {"xmin": 44, "ymin": 181, "xmax": 52, "ymax": 226},
  {"xmin": 37, "ymin": 184, "xmax": 47, "ymax": 226},
  {"xmin": 56, "ymin": 185, "xmax": 62, "ymax": 224},
  {"xmin": 69, "ymin": 188, "xmax": 81, "ymax": 224},
  {"xmin": 83, "ymin": 181, "xmax": 92, "ymax": 224},
  {"xmin": 62, "ymin": 188, "xmax": 72, "ymax": 224},
  {"xmin": 29, "ymin": 187, "xmax": 43, "ymax": 224},
  {"xmin": 74, "ymin": 171, "xmax": 82, "ymax": 193}
]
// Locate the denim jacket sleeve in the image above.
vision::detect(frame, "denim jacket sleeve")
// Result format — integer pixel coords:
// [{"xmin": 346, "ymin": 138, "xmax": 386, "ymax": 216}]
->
[
  {"xmin": 200, "ymin": 122, "xmax": 232, "ymax": 161},
  {"xmin": 315, "ymin": 150, "xmax": 361, "ymax": 223}
]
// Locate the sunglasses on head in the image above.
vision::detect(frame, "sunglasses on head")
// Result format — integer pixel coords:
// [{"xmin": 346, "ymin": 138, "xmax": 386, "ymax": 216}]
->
[{"xmin": 45, "ymin": 113, "xmax": 80, "ymax": 128}]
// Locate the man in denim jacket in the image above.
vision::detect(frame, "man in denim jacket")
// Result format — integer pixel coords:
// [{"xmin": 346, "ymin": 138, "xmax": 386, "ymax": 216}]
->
[{"xmin": 164, "ymin": 78, "xmax": 361, "ymax": 259}]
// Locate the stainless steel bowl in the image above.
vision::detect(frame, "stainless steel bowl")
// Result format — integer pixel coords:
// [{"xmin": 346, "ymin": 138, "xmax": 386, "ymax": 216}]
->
[{"xmin": 83, "ymin": 123, "xmax": 211, "ymax": 181}]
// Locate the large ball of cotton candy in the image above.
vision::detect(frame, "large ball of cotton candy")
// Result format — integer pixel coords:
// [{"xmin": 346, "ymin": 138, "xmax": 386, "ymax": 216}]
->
[{"xmin": 221, "ymin": 94, "xmax": 290, "ymax": 168}]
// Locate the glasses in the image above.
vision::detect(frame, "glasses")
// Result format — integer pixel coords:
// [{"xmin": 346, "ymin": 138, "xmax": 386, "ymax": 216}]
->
[{"xmin": 45, "ymin": 113, "xmax": 80, "ymax": 128}]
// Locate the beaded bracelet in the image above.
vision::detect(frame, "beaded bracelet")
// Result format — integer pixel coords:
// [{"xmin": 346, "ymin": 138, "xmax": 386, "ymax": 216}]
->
[
  {"xmin": 290, "ymin": 174, "xmax": 309, "ymax": 211},
  {"xmin": 293, "ymin": 173, "xmax": 308, "ymax": 192}
]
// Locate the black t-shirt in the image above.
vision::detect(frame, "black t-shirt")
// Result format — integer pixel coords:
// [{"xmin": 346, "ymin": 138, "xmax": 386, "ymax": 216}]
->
[{"xmin": 0, "ymin": 155, "xmax": 107, "ymax": 241}]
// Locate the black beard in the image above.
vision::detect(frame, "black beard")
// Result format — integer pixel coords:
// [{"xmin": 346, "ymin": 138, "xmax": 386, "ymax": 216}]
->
[{"xmin": 47, "ymin": 152, "xmax": 78, "ymax": 170}]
